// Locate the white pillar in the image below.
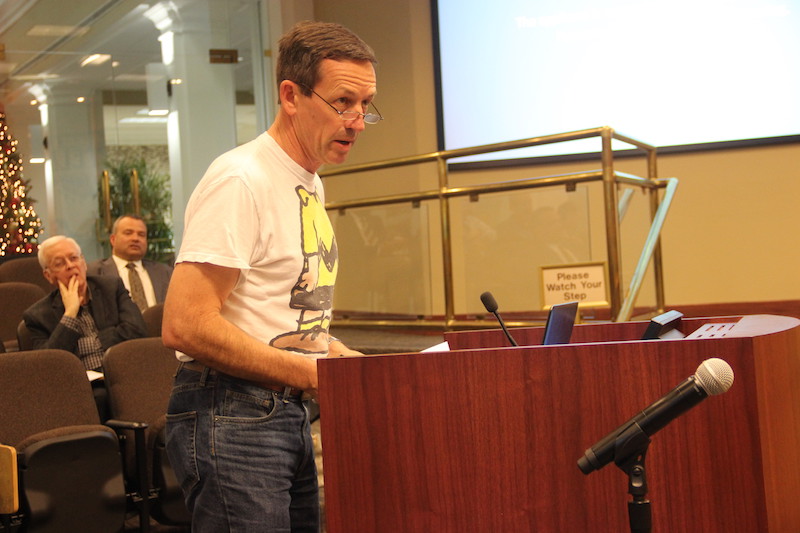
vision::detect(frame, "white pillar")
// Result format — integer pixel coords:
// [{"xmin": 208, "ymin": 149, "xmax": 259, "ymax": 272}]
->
[
  {"xmin": 40, "ymin": 86, "xmax": 104, "ymax": 259},
  {"xmin": 147, "ymin": 0, "xmax": 238, "ymax": 247}
]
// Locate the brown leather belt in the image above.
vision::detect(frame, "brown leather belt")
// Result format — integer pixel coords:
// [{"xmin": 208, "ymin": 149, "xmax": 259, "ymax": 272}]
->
[{"xmin": 179, "ymin": 360, "xmax": 305, "ymax": 398}]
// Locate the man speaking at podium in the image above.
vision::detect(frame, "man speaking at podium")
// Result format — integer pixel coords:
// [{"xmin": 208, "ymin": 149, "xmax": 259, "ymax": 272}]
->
[{"xmin": 162, "ymin": 20, "xmax": 378, "ymax": 532}]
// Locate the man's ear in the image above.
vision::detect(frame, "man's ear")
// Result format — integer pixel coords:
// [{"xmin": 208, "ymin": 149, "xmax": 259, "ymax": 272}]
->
[
  {"xmin": 109, "ymin": 233, "xmax": 117, "ymax": 249},
  {"xmin": 279, "ymin": 80, "xmax": 301, "ymax": 116},
  {"xmin": 42, "ymin": 269, "xmax": 56, "ymax": 286}
]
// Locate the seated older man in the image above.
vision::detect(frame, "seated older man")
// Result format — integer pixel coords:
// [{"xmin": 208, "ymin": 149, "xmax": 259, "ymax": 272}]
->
[{"xmin": 23, "ymin": 235, "xmax": 148, "ymax": 371}]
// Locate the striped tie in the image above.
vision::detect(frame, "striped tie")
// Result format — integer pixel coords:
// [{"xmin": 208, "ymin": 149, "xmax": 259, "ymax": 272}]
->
[{"xmin": 126, "ymin": 262, "xmax": 148, "ymax": 312}]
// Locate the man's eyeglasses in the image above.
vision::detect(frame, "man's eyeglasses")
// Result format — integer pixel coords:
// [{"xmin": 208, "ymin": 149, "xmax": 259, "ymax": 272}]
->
[
  {"xmin": 299, "ymin": 84, "xmax": 383, "ymax": 125},
  {"xmin": 47, "ymin": 253, "xmax": 83, "ymax": 272}
]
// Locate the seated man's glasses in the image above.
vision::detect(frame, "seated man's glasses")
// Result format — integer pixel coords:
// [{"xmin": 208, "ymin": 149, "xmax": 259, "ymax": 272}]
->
[{"xmin": 48, "ymin": 254, "xmax": 83, "ymax": 272}]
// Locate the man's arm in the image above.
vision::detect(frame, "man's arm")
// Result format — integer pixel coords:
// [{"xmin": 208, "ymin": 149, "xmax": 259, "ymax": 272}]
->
[
  {"xmin": 95, "ymin": 278, "xmax": 148, "ymax": 349},
  {"xmin": 23, "ymin": 310, "xmax": 81, "ymax": 352},
  {"xmin": 162, "ymin": 262, "xmax": 319, "ymax": 397},
  {"xmin": 23, "ymin": 278, "xmax": 85, "ymax": 352}
]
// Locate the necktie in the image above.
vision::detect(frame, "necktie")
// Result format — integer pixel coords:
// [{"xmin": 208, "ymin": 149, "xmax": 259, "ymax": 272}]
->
[{"xmin": 126, "ymin": 262, "xmax": 148, "ymax": 312}]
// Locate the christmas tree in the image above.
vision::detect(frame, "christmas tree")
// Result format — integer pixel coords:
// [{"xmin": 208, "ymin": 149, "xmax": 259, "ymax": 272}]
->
[{"xmin": 0, "ymin": 111, "xmax": 43, "ymax": 257}]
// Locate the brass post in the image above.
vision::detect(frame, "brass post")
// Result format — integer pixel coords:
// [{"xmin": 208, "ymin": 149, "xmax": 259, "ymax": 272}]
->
[
  {"xmin": 601, "ymin": 127, "xmax": 622, "ymax": 320},
  {"xmin": 648, "ymin": 149, "xmax": 666, "ymax": 312},
  {"xmin": 101, "ymin": 170, "xmax": 111, "ymax": 233},
  {"xmin": 131, "ymin": 168, "xmax": 141, "ymax": 214},
  {"xmin": 437, "ymin": 157, "xmax": 455, "ymax": 328}
]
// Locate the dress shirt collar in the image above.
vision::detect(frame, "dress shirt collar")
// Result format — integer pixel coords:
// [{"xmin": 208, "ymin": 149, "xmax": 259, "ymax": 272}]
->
[{"xmin": 111, "ymin": 254, "xmax": 143, "ymax": 272}]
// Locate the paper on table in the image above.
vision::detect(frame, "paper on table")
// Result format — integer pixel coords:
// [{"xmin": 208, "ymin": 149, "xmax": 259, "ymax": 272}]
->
[{"xmin": 421, "ymin": 341, "xmax": 450, "ymax": 353}]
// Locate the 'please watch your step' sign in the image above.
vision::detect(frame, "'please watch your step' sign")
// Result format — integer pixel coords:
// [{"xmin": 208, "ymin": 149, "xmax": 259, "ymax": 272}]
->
[{"xmin": 540, "ymin": 262, "xmax": 609, "ymax": 309}]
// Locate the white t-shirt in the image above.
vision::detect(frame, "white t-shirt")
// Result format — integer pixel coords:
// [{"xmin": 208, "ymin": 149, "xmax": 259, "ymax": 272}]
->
[{"xmin": 177, "ymin": 132, "xmax": 338, "ymax": 359}]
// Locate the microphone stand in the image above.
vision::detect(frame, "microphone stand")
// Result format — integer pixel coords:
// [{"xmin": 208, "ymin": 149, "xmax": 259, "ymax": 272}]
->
[
  {"xmin": 490, "ymin": 311, "xmax": 518, "ymax": 346},
  {"xmin": 619, "ymin": 451, "xmax": 651, "ymax": 533},
  {"xmin": 612, "ymin": 423, "xmax": 653, "ymax": 533}
]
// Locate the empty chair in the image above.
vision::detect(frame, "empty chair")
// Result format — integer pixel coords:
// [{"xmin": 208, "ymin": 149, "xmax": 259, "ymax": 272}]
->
[
  {"xmin": 0, "ymin": 256, "xmax": 51, "ymax": 294},
  {"xmin": 0, "ymin": 349, "xmax": 127, "ymax": 533},
  {"xmin": 103, "ymin": 337, "xmax": 191, "ymax": 529},
  {"xmin": 142, "ymin": 303, "xmax": 164, "ymax": 337},
  {"xmin": 0, "ymin": 282, "xmax": 46, "ymax": 351}
]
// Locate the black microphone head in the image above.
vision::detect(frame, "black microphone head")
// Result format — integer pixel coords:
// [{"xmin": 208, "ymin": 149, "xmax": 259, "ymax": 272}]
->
[
  {"xmin": 480, "ymin": 291, "xmax": 498, "ymax": 313},
  {"xmin": 695, "ymin": 358, "xmax": 734, "ymax": 395}
]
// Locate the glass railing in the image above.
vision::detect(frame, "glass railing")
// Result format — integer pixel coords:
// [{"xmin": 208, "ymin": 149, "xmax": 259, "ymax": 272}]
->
[{"xmin": 322, "ymin": 126, "xmax": 677, "ymax": 328}]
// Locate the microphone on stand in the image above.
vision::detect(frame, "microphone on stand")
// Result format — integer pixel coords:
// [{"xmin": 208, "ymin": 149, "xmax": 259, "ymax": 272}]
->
[
  {"xmin": 577, "ymin": 357, "xmax": 734, "ymax": 474},
  {"xmin": 480, "ymin": 291, "xmax": 518, "ymax": 347}
]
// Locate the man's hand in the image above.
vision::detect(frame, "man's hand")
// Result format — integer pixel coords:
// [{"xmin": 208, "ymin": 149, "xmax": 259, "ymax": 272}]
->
[
  {"xmin": 59, "ymin": 276, "xmax": 81, "ymax": 318},
  {"xmin": 328, "ymin": 339, "xmax": 363, "ymax": 358}
]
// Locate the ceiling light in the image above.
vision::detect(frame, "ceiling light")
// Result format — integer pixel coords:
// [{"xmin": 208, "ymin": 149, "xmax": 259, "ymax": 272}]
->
[{"xmin": 80, "ymin": 54, "xmax": 111, "ymax": 67}]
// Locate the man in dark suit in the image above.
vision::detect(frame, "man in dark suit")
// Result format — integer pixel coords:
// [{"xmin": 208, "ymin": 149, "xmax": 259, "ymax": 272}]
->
[
  {"xmin": 24, "ymin": 235, "xmax": 148, "ymax": 370},
  {"xmin": 87, "ymin": 214, "xmax": 173, "ymax": 311},
  {"xmin": 24, "ymin": 235, "xmax": 148, "ymax": 420}
]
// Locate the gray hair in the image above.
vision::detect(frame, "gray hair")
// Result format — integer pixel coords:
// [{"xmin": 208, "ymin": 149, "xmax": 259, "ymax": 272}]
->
[{"xmin": 37, "ymin": 235, "xmax": 82, "ymax": 269}]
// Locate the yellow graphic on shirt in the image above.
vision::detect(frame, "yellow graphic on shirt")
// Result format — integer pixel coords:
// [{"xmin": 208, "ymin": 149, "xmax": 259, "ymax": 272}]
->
[{"xmin": 270, "ymin": 186, "xmax": 337, "ymax": 354}]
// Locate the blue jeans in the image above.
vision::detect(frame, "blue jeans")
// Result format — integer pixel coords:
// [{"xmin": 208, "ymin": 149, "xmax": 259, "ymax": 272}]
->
[{"xmin": 165, "ymin": 365, "xmax": 320, "ymax": 532}]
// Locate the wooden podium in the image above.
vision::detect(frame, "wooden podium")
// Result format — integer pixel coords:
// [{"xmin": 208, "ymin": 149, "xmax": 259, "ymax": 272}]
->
[{"xmin": 318, "ymin": 315, "xmax": 800, "ymax": 532}]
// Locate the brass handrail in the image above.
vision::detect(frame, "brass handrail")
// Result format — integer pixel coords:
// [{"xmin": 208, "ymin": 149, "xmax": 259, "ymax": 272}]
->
[{"xmin": 321, "ymin": 126, "xmax": 674, "ymax": 328}]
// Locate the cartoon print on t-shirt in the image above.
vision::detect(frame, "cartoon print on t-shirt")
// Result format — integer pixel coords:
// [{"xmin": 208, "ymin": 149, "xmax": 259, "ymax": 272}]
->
[{"xmin": 270, "ymin": 186, "xmax": 337, "ymax": 354}]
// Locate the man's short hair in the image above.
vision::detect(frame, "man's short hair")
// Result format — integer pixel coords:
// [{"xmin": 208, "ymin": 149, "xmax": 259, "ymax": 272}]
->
[
  {"xmin": 111, "ymin": 213, "xmax": 146, "ymax": 235},
  {"xmin": 276, "ymin": 20, "xmax": 377, "ymax": 99},
  {"xmin": 38, "ymin": 235, "xmax": 82, "ymax": 269}
]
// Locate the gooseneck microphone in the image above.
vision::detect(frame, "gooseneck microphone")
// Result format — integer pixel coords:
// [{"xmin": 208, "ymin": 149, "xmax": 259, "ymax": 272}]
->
[
  {"xmin": 577, "ymin": 358, "xmax": 734, "ymax": 474},
  {"xmin": 480, "ymin": 291, "xmax": 518, "ymax": 347}
]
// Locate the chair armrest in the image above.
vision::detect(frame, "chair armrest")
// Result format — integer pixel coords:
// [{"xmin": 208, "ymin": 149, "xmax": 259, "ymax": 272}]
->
[
  {"xmin": 105, "ymin": 419, "xmax": 149, "ymax": 475},
  {"xmin": 104, "ymin": 418, "xmax": 153, "ymax": 523},
  {"xmin": 104, "ymin": 419, "xmax": 149, "ymax": 431},
  {"xmin": 105, "ymin": 419, "xmax": 150, "ymax": 488}
]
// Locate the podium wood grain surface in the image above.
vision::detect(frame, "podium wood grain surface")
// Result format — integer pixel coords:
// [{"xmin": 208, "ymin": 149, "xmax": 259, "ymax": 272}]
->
[{"xmin": 318, "ymin": 315, "xmax": 800, "ymax": 532}]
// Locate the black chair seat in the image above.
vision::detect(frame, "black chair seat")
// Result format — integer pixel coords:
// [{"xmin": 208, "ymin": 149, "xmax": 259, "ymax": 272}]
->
[{"xmin": 0, "ymin": 349, "xmax": 128, "ymax": 533}]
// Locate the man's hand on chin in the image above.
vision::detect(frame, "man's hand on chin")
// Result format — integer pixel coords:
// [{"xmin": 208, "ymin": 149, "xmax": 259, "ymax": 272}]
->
[{"xmin": 59, "ymin": 276, "xmax": 82, "ymax": 317}]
